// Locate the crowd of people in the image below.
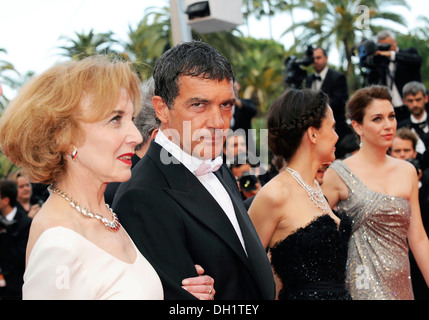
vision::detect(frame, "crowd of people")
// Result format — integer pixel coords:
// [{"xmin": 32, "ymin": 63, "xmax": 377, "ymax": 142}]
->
[{"xmin": 0, "ymin": 29, "xmax": 428, "ymax": 301}]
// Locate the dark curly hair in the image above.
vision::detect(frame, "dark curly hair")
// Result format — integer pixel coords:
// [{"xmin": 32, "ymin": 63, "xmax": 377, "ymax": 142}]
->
[{"xmin": 267, "ymin": 89, "xmax": 329, "ymax": 162}]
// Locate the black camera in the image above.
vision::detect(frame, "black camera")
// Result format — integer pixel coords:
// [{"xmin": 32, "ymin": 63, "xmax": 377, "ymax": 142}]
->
[
  {"xmin": 238, "ymin": 172, "xmax": 259, "ymax": 192},
  {"xmin": 358, "ymin": 39, "xmax": 391, "ymax": 86},
  {"xmin": 284, "ymin": 46, "xmax": 314, "ymax": 89}
]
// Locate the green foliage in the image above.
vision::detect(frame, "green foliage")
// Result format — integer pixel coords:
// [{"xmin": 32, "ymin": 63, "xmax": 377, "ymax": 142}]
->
[
  {"xmin": 282, "ymin": 0, "xmax": 410, "ymax": 80},
  {"xmin": 0, "ymin": 153, "xmax": 18, "ymax": 179},
  {"xmin": 396, "ymin": 18, "xmax": 429, "ymax": 89},
  {"xmin": 1, "ymin": 0, "xmax": 428, "ymax": 117},
  {"xmin": 58, "ymin": 29, "xmax": 120, "ymax": 61}
]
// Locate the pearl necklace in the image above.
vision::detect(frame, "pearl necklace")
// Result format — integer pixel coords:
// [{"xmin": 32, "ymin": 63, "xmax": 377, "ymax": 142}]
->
[
  {"xmin": 48, "ymin": 184, "xmax": 121, "ymax": 232},
  {"xmin": 286, "ymin": 167, "xmax": 330, "ymax": 214}
]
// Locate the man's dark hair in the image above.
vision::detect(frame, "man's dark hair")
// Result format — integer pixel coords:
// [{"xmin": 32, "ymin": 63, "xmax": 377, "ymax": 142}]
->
[
  {"xmin": 0, "ymin": 179, "xmax": 18, "ymax": 208},
  {"xmin": 153, "ymin": 40, "xmax": 235, "ymax": 108}
]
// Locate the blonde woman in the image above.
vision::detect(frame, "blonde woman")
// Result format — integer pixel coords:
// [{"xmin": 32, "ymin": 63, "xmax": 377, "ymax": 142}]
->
[{"xmin": 0, "ymin": 56, "xmax": 214, "ymax": 300}]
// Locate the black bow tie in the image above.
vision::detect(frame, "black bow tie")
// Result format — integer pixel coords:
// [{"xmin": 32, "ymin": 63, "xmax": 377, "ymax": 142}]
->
[
  {"xmin": 312, "ymin": 74, "xmax": 322, "ymax": 81},
  {"xmin": 411, "ymin": 121, "xmax": 427, "ymax": 132}
]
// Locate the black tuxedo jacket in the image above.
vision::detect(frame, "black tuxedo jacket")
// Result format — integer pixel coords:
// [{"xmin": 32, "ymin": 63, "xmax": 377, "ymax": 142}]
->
[
  {"xmin": 231, "ymin": 98, "xmax": 257, "ymax": 133},
  {"xmin": 113, "ymin": 141, "xmax": 275, "ymax": 300},
  {"xmin": 397, "ymin": 118, "xmax": 429, "ymax": 145},
  {"xmin": 306, "ymin": 68, "xmax": 350, "ymax": 140},
  {"xmin": 394, "ymin": 47, "xmax": 422, "ymax": 98},
  {"xmin": 0, "ymin": 207, "xmax": 32, "ymax": 299}
]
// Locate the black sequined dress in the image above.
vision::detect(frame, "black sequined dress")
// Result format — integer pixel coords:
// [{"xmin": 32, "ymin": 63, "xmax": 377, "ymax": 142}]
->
[{"xmin": 269, "ymin": 214, "xmax": 352, "ymax": 300}]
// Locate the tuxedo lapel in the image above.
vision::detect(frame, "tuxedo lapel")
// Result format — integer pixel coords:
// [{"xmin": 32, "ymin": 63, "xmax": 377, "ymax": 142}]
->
[
  {"xmin": 214, "ymin": 168, "xmax": 274, "ymax": 298},
  {"xmin": 321, "ymin": 68, "xmax": 333, "ymax": 92},
  {"xmin": 147, "ymin": 142, "xmax": 250, "ymax": 266},
  {"xmin": 214, "ymin": 168, "xmax": 258, "ymax": 251}
]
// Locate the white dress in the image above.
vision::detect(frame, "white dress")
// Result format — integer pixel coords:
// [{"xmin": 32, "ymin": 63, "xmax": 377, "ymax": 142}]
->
[{"xmin": 22, "ymin": 227, "xmax": 164, "ymax": 300}]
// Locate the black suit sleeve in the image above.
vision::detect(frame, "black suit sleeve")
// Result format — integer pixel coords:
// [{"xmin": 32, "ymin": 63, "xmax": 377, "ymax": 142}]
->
[
  {"xmin": 114, "ymin": 187, "xmax": 199, "ymax": 300},
  {"xmin": 324, "ymin": 71, "xmax": 348, "ymax": 134},
  {"xmin": 396, "ymin": 47, "xmax": 422, "ymax": 68}
]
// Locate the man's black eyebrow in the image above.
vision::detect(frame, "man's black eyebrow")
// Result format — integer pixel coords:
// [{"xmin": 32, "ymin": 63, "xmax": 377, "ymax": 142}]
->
[
  {"xmin": 186, "ymin": 97, "xmax": 209, "ymax": 104},
  {"xmin": 222, "ymin": 98, "xmax": 236, "ymax": 105}
]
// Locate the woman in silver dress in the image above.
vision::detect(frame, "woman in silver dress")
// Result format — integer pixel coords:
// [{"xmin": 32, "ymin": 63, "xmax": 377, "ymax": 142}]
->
[{"xmin": 322, "ymin": 85, "xmax": 429, "ymax": 299}]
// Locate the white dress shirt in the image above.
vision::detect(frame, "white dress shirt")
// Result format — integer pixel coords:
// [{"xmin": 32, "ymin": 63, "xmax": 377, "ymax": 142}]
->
[
  {"xmin": 387, "ymin": 50, "xmax": 404, "ymax": 108},
  {"xmin": 311, "ymin": 66, "xmax": 329, "ymax": 91},
  {"xmin": 0, "ymin": 207, "xmax": 17, "ymax": 234},
  {"xmin": 155, "ymin": 129, "xmax": 247, "ymax": 253},
  {"xmin": 410, "ymin": 111, "xmax": 428, "ymax": 154}
]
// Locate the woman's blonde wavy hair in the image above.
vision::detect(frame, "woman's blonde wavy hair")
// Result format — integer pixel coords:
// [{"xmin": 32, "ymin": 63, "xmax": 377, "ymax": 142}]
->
[{"xmin": 0, "ymin": 55, "xmax": 141, "ymax": 184}]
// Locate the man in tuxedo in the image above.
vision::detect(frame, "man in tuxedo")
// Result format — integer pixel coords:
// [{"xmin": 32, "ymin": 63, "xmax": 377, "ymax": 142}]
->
[
  {"xmin": 375, "ymin": 30, "xmax": 422, "ymax": 123},
  {"xmin": 397, "ymin": 81, "xmax": 429, "ymax": 157},
  {"xmin": 113, "ymin": 41, "xmax": 275, "ymax": 300},
  {"xmin": 0, "ymin": 179, "xmax": 32, "ymax": 300},
  {"xmin": 306, "ymin": 47, "xmax": 351, "ymax": 157}
]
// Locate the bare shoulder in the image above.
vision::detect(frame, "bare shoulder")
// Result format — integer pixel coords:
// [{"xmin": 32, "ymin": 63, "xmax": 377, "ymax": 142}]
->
[
  {"xmin": 324, "ymin": 165, "xmax": 342, "ymax": 183},
  {"xmin": 26, "ymin": 199, "xmax": 80, "ymax": 258},
  {"xmin": 388, "ymin": 155, "xmax": 415, "ymax": 172},
  {"xmin": 249, "ymin": 173, "xmax": 293, "ymax": 248},
  {"xmin": 323, "ymin": 165, "xmax": 347, "ymax": 191},
  {"xmin": 387, "ymin": 155, "xmax": 418, "ymax": 183},
  {"xmin": 253, "ymin": 174, "xmax": 290, "ymax": 209},
  {"xmin": 249, "ymin": 174, "xmax": 293, "ymax": 224}
]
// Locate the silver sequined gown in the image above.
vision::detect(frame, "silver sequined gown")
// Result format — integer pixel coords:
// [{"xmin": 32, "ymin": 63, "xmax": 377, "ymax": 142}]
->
[{"xmin": 330, "ymin": 160, "xmax": 414, "ymax": 300}]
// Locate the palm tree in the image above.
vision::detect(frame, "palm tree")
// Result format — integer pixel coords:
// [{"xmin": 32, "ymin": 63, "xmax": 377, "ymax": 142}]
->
[
  {"xmin": 232, "ymin": 37, "xmax": 285, "ymax": 115},
  {"xmin": 58, "ymin": 29, "xmax": 120, "ymax": 60},
  {"xmin": 397, "ymin": 16, "xmax": 429, "ymax": 89},
  {"xmin": 283, "ymin": 0, "xmax": 409, "ymax": 77},
  {"xmin": 124, "ymin": 6, "xmax": 173, "ymax": 80},
  {"xmin": 0, "ymin": 48, "xmax": 20, "ymax": 111},
  {"xmin": 242, "ymin": 0, "xmax": 290, "ymax": 39}
]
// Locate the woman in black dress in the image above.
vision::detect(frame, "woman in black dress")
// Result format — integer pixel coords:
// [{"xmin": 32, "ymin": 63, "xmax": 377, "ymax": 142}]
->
[{"xmin": 249, "ymin": 89, "xmax": 352, "ymax": 300}]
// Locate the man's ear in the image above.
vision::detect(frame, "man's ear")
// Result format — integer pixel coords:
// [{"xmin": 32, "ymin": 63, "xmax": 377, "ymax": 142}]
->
[{"xmin": 152, "ymin": 96, "xmax": 169, "ymax": 124}]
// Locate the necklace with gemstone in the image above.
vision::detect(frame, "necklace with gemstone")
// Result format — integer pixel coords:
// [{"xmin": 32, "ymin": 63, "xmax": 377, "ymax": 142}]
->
[
  {"xmin": 48, "ymin": 184, "xmax": 120, "ymax": 232},
  {"xmin": 285, "ymin": 167, "xmax": 330, "ymax": 214}
]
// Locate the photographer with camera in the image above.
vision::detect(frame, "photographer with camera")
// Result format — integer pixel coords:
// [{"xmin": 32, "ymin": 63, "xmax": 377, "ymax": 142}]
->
[
  {"xmin": 305, "ymin": 47, "xmax": 351, "ymax": 157},
  {"xmin": 229, "ymin": 152, "xmax": 261, "ymax": 202},
  {"xmin": 372, "ymin": 30, "xmax": 422, "ymax": 122},
  {"xmin": 0, "ymin": 179, "xmax": 32, "ymax": 300}
]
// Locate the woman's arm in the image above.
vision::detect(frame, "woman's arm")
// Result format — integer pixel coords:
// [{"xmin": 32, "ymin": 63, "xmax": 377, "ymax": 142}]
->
[
  {"xmin": 321, "ymin": 167, "xmax": 346, "ymax": 209},
  {"xmin": 248, "ymin": 184, "xmax": 283, "ymax": 250},
  {"xmin": 407, "ymin": 166, "xmax": 429, "ymax": 287}
]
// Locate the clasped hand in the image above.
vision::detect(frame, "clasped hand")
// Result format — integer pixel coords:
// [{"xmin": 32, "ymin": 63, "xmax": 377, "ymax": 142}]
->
[{"xmin": 182, "ymin": 264, "xmax": 216, "ymax": 300}]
